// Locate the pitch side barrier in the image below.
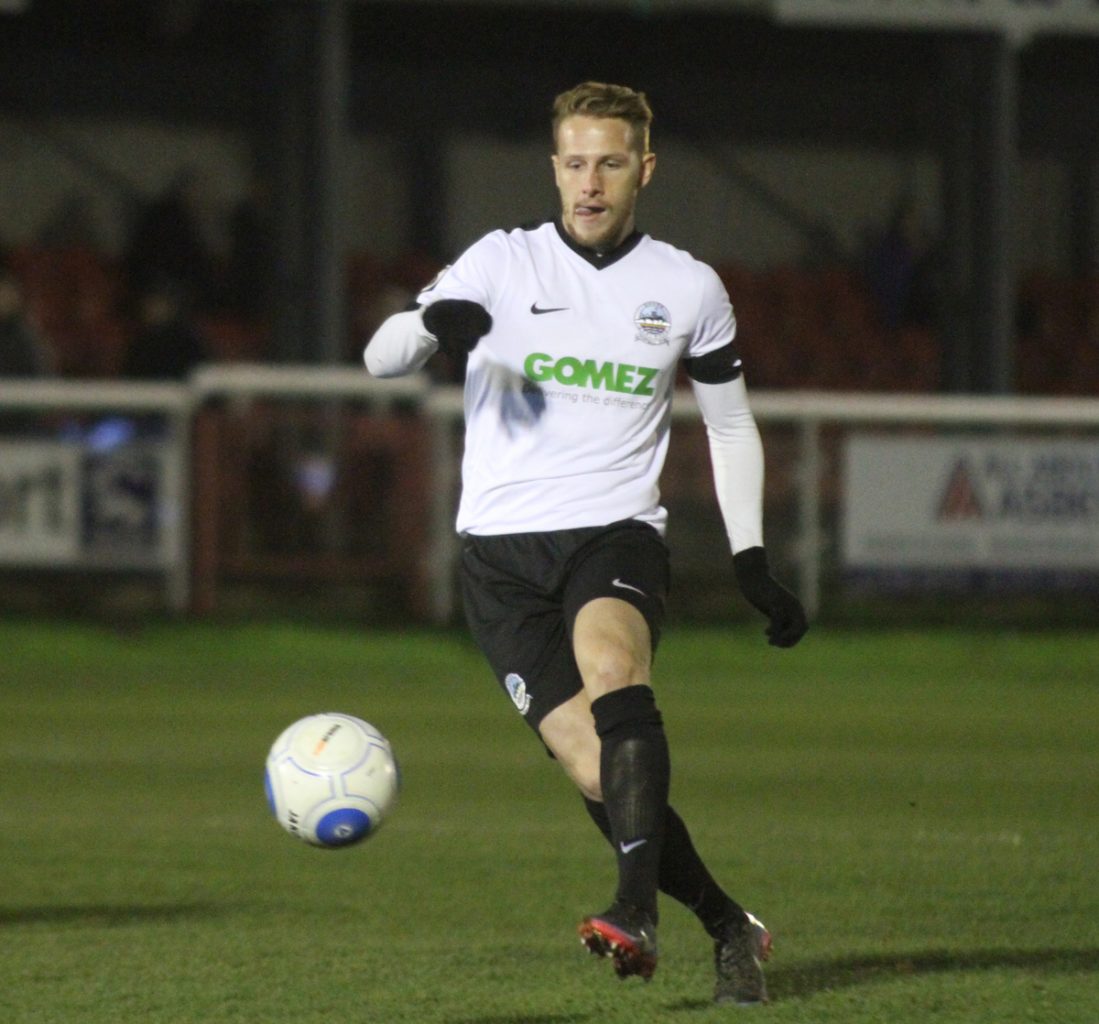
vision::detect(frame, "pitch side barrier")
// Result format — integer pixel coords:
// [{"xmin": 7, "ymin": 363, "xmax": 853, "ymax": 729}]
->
[
  {"xmin": 3, "ymin": 369, "xmax": 1099, "ymax": 618},
  {"xmin": 419, "ymin": 385, "xmax": 1099, "ymax": 623},
  {"xmin": 186, "ymin": 365, "xmax": 431, "ymax": 617},
  {"xmin": 0, "ymin": 378, "xmax": 193, "ymax": 611}
]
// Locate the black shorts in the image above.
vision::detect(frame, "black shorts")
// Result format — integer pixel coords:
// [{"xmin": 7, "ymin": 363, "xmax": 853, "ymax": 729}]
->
[{"xmin": 459, "ymin": 519, "xmax": 671, "ymax": 731}]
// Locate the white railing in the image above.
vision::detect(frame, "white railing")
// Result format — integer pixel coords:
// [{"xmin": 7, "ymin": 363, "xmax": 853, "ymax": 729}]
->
[
  {"xmin": 3, "ymin": 368, "xmax": 1098, "ymax": 619},
  {"xmin": 718, "ymin": 390, "xmax": 1099, "ymax": 619}
]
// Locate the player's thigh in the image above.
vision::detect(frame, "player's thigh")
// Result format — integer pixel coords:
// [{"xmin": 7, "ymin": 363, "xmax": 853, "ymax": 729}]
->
[
  {"xmin": 460, "ymin": 535, "xmax": 584, "ymax": 730},
  {"xmin": 572, "ymin": 597, "xmax": 653, "ymax": 699},
  {"xmin": 562, "ymin": 519, "xmax": 669, "ymax": 649},
  {"xmin": 563, "ymin": 521, "xmax": 669, "ymax": 699}
]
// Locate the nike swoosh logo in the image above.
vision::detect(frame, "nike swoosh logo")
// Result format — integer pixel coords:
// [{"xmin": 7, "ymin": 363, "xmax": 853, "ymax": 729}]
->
[
  {"xmin": 612, "ymin": 578, "xmax": 646, "ymax": 597},
  {"xmin": 619, "ymin": 838, "xmax": 648, "ymax": 854},
  {"xmin": 530, "ymin": 303, "xmax": 569, "ymax": 315}
]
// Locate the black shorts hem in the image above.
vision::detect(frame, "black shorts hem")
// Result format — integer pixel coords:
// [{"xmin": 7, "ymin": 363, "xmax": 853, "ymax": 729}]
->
[{"xmin": 460, "ymin": 519, "xmax": 671, "ymax": 731}]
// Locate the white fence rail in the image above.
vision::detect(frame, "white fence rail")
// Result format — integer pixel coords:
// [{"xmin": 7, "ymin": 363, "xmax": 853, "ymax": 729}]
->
[{"xmin": 3, "ymin": 368, "xmax": 1098, "ymax": 619}]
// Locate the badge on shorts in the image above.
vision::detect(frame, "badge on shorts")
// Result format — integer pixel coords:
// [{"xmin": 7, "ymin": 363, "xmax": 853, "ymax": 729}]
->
[
  {"xmin": 505, "ymin": 672, "xmax": 532, "ymax": 715},
  {"xmin": 634, "ymin": 301, "xmax": 672, "ymax": 345}
]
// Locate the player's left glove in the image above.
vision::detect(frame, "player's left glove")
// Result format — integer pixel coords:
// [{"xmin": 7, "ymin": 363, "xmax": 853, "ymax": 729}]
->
[
  {"xmin": 422, "ymin": 299, "xmax": 492, "ymax": 358},
  {"xmin": 733, "ymin": 546, "xmax": 808, "ymax": 648}
]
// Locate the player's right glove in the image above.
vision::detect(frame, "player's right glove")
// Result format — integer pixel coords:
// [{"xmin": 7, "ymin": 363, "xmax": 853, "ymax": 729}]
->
[
  {"xmin": 733, "ymin": 546, "xmax": 808, "ymax": 648},
  {"xmin": 422, "ymin": 299, "xmax": 492, "ymax": 358}
]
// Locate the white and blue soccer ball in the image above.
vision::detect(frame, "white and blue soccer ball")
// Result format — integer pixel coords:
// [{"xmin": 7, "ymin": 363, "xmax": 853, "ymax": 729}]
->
[{"xmin": 265, "ymin": 713, "xmax": 400, "ymax": 848}]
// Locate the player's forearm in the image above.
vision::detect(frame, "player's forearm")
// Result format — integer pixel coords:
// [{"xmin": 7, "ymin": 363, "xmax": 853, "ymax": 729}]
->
[
  {"xmin": 690, "ymin": 376, "xmax": 764, "ymax": 554},
  {"xmin": 363, "ymin": 308, "xmax": 438, "ymax": 378}
]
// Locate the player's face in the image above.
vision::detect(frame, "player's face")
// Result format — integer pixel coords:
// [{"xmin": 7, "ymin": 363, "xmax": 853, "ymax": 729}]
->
[{"xmin": 552, "ymin": 115, "xmax": 655, "ymax": 253}]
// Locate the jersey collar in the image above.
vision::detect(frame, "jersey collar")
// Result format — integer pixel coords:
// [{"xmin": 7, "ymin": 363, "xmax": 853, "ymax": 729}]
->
[{"xmin": 553, "ymin": 218, "xmax": 643, "ymax": 269}]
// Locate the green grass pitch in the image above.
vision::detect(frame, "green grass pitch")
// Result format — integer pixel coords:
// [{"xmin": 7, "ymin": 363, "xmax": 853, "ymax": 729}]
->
[{"xmin": 2, "ymin": 620, "xmax": 1097, "ymax": 1023}]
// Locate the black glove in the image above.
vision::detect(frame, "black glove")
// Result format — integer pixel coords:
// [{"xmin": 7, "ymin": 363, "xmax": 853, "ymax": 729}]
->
[
  {"xmin": 733, "ymin": 546, "xmax": 808, "ymax": 648},
  {"xmin": 422, "ymin": 299, "xmax": 492, "ymax": 358}
]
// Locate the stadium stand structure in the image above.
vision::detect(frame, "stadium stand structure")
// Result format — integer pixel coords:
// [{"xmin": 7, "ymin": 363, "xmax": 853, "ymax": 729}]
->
[
  {"xmin": 6, "ymin": 244, "xmax": 1098, "ymax": 395},
  {"xmin": 717, "ymin": 262, "xmax": 942, "ymax": 392},
  {"xmin": 1017, "ymin": 271, "xmax": 1099, "ymax": 395},
  {"xmin": 6, "ymin": 244, "xmax": 269, "ymax": 375}
]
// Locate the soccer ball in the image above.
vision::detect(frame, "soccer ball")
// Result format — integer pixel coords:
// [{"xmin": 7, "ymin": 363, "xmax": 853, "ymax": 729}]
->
[{"xmin": 264, "ymin": 712, "xmax": 399, "ymax": 848}]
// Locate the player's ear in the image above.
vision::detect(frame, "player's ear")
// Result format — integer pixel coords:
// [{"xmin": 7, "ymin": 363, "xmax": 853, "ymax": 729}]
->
[
  {"xmin": 551, "ymin": 153, "xmax": 562, "ymax": 184},
  {"xmin": 639, "ymin": 151, "xmax": 656, "ymax": 189}
]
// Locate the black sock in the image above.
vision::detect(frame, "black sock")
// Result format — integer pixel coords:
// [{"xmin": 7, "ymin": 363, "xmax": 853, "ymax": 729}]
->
[
  {"xmin": 583, "ymin": 796, "xmax": 743, "ymax": 938},
  {"xmin": 591, "ymin": 685, "xmax": 669, "ymax": 918},
  {"xmin": 660, "ymin": 809, "xmax": 744, "ymax": 938}
]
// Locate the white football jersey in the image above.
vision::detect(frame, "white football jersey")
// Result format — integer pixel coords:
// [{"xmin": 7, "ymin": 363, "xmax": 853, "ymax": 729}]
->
[{"xmin": 419, "ymin": 220, "xmax": 738, "ymax": 537}]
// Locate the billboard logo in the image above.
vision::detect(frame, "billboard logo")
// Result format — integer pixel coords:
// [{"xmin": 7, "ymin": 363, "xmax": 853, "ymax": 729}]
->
[
  {"xmin": 0, "ymin": 464, "xmax": 65, "ymax": 533},
  {"xmin": 938, "ymin": 458, "xmax": 984, "ymax": 520}
]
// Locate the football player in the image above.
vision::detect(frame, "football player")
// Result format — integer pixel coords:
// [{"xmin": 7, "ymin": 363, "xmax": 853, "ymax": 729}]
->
[{"xmin": 366, "ymin": 81, "xmax": 807, "ymax": 1005}]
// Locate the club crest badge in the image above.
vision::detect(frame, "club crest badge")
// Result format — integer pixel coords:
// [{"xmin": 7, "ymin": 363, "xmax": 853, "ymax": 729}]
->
[
  {"xmin": 505, "ymin": 672, "xmax": 532, "ymax": 715},
  {"xmin": 634, "ymin": 301, "xmax": 672, "ymax": 345}
]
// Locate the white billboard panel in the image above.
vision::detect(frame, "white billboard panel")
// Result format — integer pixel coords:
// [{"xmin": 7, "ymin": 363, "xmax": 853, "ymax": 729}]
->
[
  {"xmin": 0, "ymin": 442, "xmax": 82, "ymax": 564},
  {"xmin": 774, "ymin": 0, "xmax": 1099, "ymax": 38},
  {"xmin": 843, "ymin": 436, "xmax": 1099, "ymax": 572},
  {"xmin": 0, "ymin": 439, "xmax": 179, "ymax": 569}
]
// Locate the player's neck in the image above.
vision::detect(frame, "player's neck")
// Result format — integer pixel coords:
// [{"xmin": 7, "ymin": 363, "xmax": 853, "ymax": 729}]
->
[{"xmin": 554, "ymin": 219, "xmax": 643, "ymax": 269}]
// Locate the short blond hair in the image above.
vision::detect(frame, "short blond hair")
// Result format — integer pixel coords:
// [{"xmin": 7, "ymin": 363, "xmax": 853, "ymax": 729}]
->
[{"xmin": 552, "ymin": 81, "xmax": 653, "ymax": 154}]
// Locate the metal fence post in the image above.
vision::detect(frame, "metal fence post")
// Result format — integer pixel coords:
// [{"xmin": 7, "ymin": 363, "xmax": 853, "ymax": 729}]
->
[{"xmin": 798, "ymin": 415, "xmax": 823, "ymax": 621}]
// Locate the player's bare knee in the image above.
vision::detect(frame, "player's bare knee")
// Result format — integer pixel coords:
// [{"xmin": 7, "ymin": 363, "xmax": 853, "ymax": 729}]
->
[{"xmin": 582, "ymin": 643, "xmax": 647, "ymax": 696}]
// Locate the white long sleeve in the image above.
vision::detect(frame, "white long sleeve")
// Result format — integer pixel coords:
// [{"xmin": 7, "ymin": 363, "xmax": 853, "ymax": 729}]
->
[
  {"xmin": 689, "ymin": 374, "xmax": 764, "ymax": 554},
  {"xmin": 363, "ymin": 308, "xmax": 438, "ymax": 378}
]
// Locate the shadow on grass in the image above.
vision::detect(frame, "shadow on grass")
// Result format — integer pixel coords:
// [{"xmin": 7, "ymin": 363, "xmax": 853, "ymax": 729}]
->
[
  {"xmin": 446, "ymin": 1017, "xmax": 590, "ymax": 1024},
  {"xmin": 0, "ymin": 903, "xmax": 225, "ymax": 928},
  {"xmin": 667, "ymin": 946, "xmax": 1099, "ymax": 1010}
]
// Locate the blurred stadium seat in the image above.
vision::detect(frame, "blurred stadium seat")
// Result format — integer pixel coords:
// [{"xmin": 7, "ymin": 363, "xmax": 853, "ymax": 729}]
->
[
  {"xmin": 10, "ymin": 243, "xmax": 1098, "ymax": 394},
  {"xmin": 198, "ymin": 315, "xmax": 269, "ymax": 363},
  {"xmin": 8, "ymin": 245, "xmax": 127, "ymax": 376},
  {"xmin": 1017, "ymin": 272, "xmax": 1094, "ymax": 395},
  {"xmin": 719, "ymin": 262, "xmax": 943, "ymax": 392}
]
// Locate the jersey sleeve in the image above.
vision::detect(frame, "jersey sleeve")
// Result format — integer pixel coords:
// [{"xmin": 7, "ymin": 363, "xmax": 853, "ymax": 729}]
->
[
  {"xmin": 363, "ymin": 307, "xmax": 435, "ymax": 378},
  {"xmin": 365, "ymin": 231, "xmax": 503, "ymax": 378},
  {"xmin": 690, "ymin": 374, "xmax": 764, "ymax": 554},
  {"xmin": 416, "ymin": 231, "xmax": 505, "ymax": 309},
  {"xmin": 682, "ymin": 263, "xmax": 742, "ymax": 384}
]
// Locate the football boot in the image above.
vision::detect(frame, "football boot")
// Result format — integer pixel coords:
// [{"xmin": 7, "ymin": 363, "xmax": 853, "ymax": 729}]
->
[{"xmin": 578, "ymin": 902, "xmax": 658, "ymax": 981}]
